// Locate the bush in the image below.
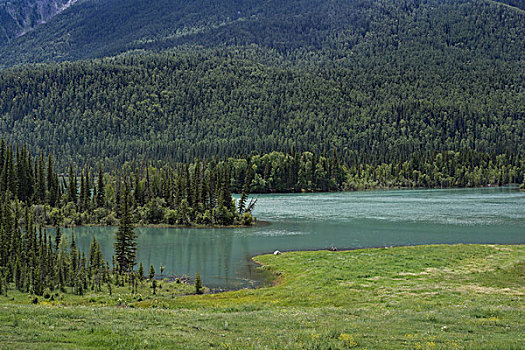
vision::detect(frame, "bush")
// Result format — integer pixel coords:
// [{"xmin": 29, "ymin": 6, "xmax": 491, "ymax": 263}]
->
[
  {"xmin": 101, "ymin": 212, "xmax": 118, "ymax": 226},
  {"xmin": 145, "ymin": 198, "xmax": 166, "ymax": 224},
  {"xmin": 164, "ymin": 209, "xmax": 178, "ymax": 225},
  {"xmin": 241, "ymin": 212, "xmax": 253, "ymax": 225}
]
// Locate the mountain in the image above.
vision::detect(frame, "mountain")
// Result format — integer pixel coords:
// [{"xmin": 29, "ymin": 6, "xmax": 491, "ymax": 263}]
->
[
  {"xmin": 1, "ymin": 0, "xmax": 522, "ymax": 67},
  {"xmin": 0, "ymin": 0, "xmax": 523, "ymax": 167},
  {"xmin": 0, "ymin": 0, "xmax": 78, "ymax": 46},
  {"xmin": 0, "ymin": 0, "xmax": 358, "ymax": 66}
]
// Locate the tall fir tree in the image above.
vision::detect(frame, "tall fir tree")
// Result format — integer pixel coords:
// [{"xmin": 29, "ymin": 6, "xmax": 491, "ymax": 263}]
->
[
  {"xmin": 114, "ymin": 182, "xmax": 136, "ymax": 274},
  {"xmin": 67, "ymin": 164, "xmax": 77, "ymax": 204},
  {"xmin": 47, "ymin": 154, "xmax": 57, "ymax": 206},
  {"xmin": 96, "ymin": 164, "xmax": 105, "ymax": 208}
]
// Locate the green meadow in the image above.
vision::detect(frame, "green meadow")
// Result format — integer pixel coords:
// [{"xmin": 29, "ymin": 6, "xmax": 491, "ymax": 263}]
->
[{"xmin": 0, "ymin": 244, "xmax": 523, "ymax": 349}]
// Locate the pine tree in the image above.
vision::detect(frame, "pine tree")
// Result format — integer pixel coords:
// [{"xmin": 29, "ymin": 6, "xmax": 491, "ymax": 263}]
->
[
  {"xmin": 70, "ymin": 233, "xmax": 77, "ymax": 286},
  {"xmin": 115, "ymin": 176, "xmax": 121, "ymax": 218},
  {"xmin": 79, "ymin": 172, "xmax": 86, "ymax": 211},
  {"xmin": 138, "ymin": 262, "xmax": 144, "ymax": 281},
  {"xmin": 222, "ymin": 163, "xmax": 233, "ymax": 210},
  {"xmin": 184, "ymin": 164, "xmax": 192, "ymax": 206},
  {"xmin": 67, "ymin": 164, "xmax": 77, "ymax": 204},
  {"xmin": 54, "ymin": 226, "xmax": 61, "ymax": 251},
  {"xmin": 89, "ymin": 236, "xmax": 103, "ymax": 290},
  {"xmin": 47, "ymin": 154, "xmax": 57, "ymax": 206},
  {"xmin": 148, "ymin": 264, "xmax": 155, "ymax": 280},
  {"xmin": 96, "ymin": 164, "xmax": 105, "ymax": 208},
  {"xmin": 192, "ymin": 159, "xmax": 201, "ymax": 206},
  {"xmin": 57, "ymin": 235, "xmax": 69, "ymax": 291},
  {"xmin": 4, "ymin": 148, "xmax": 16, "ymax": 197},
  {"xmin": 114, "ymin": 182, "xmax": 136, "ymax": 274},
  {"xmin": 83, "ymin": 167, "xmax": 90, "ymax": 211},
  {"xmin": 38, "ymin": 152, "xmax": 46, "ymax": 202},
  {"xmin": 195, "ymin": 272, "xmax": 203, "ymax": 295},
  {"xmin": 238, "ymin": 160, "xmax": 253, "ymax": 214}
]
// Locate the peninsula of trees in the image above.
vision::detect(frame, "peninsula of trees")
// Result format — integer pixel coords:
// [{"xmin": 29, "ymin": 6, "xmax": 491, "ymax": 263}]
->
[
  {"xmin": 0, "ymin": 139, "xmax": 522, "ymax": 229},
  {"xmin": 0, "ymin": 140, "xmax": 255, "ymax": 228}
]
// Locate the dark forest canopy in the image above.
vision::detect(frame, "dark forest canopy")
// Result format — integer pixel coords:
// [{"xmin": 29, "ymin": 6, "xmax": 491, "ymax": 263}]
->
[
  {"xmin": 0, "ymin": 47, "xmax": 523, "ymax": 169},
  {"xmin": 0, "ymin": 0, "xmax": 522, "ymax": 174}
]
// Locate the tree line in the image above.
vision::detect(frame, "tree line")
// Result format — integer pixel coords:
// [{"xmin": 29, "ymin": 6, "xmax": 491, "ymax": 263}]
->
[
  {"xmin": 0, "ymin": 139, "xmax": 256, "ymax": 227},
  {"xmin": 0, "ymin": 139, "xmax": 522, "ymax": 229}
]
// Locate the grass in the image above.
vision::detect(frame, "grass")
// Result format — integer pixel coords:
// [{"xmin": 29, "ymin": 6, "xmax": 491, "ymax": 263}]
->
[{"xmin": 0, "ymin": 244, "xmax": 523, "ymax": 349}]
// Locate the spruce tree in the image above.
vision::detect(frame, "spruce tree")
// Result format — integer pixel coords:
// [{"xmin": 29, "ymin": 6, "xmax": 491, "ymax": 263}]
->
[
  {"xmin": 79, "ymin": 172, "xmax": 86, "ymax": 211},
  {"xmin": 114, "ymin": 182, "xmax": 136, "ymax": 274},
  {"xmin": 148, "ymin": 264, "xmax": 155, "ymax": 280},
  {"xmin": 54, "ymin": 226, "xmax": 61, "ymax": 251},
  {"xmin": 238, "ymin": 161, "xmax": 253, "ymax": 214},
  {"xmin": 195, "ymin": 272, "xmax": 203, "ymax": 295},
  {"xmin": 138, "ymin": 262, "xmax": 144, "ymax": 281},
  {"xmin": 70, "ymin": 233, "xmax": 77, "ymax": 286},
  {"xmin": 67, "ymin": 164, "xmax": 77, "ymax": 204},
  {"xmin": 222, "ymin": 163, "xmax": 233, "ymax": 210},
  {"xmin": 83, "ymin": 167, "xmax": 90, "ymax": 211},
  {"xmin": 96, "ymin": 164, "xmax": 105, "ymax": 208},
  {"xmin": 47, "ymin": 154, "xmax": 57, "ymax": 206}
]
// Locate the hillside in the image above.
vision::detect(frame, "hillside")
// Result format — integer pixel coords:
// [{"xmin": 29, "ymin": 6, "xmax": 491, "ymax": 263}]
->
[
  {"xmin": 0, "ymin": 0, "xmax": 523, "ymax": 167},
  {"xmin": 0, "ymin": 0, "xmax": 524, "ymax": 66}
]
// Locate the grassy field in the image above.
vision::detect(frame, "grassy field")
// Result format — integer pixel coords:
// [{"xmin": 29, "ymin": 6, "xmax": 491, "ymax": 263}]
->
[{"xmin": 0, "ymin": 244, "xmax": 523, "ymax": 349}]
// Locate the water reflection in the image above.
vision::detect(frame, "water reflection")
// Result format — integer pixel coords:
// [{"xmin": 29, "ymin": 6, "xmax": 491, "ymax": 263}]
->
[{"xmin": 66, "ymin": 226, "xmax": 268, "ymax": 290}]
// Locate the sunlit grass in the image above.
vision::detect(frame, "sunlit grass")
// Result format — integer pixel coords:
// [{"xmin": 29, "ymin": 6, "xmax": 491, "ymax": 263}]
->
[{"xmin": 0, "ymin": 244, "xmax": 523, "ymax": 349}]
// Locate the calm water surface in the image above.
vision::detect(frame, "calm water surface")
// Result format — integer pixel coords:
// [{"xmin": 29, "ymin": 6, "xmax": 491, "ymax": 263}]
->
[{"xmin": 62, "ymin": 187, "xmax": 525, "ymax": 290}]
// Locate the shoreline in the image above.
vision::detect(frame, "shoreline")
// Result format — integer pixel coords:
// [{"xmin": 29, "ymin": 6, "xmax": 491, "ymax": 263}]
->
[
  {"xmin": 51, "ymin": 220, "xmax": 270, "ymax": 230},
  {"xmin": 239, "ymin": 183, "xmax": 521, "ymax": 194},
  {"xmin": 247, "ymin": 242, "xmax": 525, "ymax": 292}
]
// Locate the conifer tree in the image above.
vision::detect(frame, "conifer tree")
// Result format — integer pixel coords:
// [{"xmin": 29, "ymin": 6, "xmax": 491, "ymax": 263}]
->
[
  {"xmin": 195, "ymin": 272, "xmax": 203, "ymax": 295},
  {"xmin": 192, "ymin": 159, "xmax": 201, "ymax": 206},
  {"xmin": 37, "ymin": 152, "xmax": 46, "ymax": 203},
  {"xmin": 138, "ymin": 262, "xmax": 144, "ymax": 281},
  {"xmin": 222, "ymin": 163, "xmax": 233, "ymax": 210},
  {"xmin": 57, "ymin": 235, "xmax": 69, "ymax": 290},
  {"xmin": 148, "ymin": 264, "xmax": 155, "ymax": 280},
  {"xmin": 54, "ymin": 226, "xmax": 61, "ymax": 251},
  {"xmin": 79, "ymin": 172, "xmax": 86, "ymax": 211},
  {"xmin": 114, "ymin": 182, "xmax": 136, "ymax": 274},
  {"xmin": 238, "ymin": 160, "xmax": 253, "ymax": 214},
  {"xmin": 70, "ymin": 233, "xmax": 77, "ymax": 286},
  {"xmin": 47, "ymin": 154, "xmax": 57, "ymax": 206},
  {"xmin": 67, "ymin": 164, "xmax": 77, "ymax": 204},
  {"xmin": 83, "ymin": 167, "xmax": 90, "ymax": 211},
  {"xmin": 96, "ymin": 164, "xmax": 105, "ymax": 208}
]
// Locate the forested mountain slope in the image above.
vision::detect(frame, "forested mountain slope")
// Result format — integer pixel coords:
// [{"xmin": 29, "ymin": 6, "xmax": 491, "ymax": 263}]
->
[
  {"xmin": 1, "ymin": 47, "xmax": 523, "ymax": 168},
  {"xmin": 0, "ymin": 0, "xmax": 523, "ymax": 168},
  {"xmin": 0, "ymin": 0, "xmax": 524, "ymax": 66}
]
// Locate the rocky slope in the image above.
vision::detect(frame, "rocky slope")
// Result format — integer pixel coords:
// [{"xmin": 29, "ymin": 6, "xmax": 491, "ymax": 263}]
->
[{"xmin": 0, "ymin": 0, "xmax": 78, "ymax": 45}]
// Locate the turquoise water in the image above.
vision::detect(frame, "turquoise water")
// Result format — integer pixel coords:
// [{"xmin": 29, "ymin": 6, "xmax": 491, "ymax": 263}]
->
[{"xmin": 61, "ymin": 187, "xmax": 525, "ymax": 290}]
